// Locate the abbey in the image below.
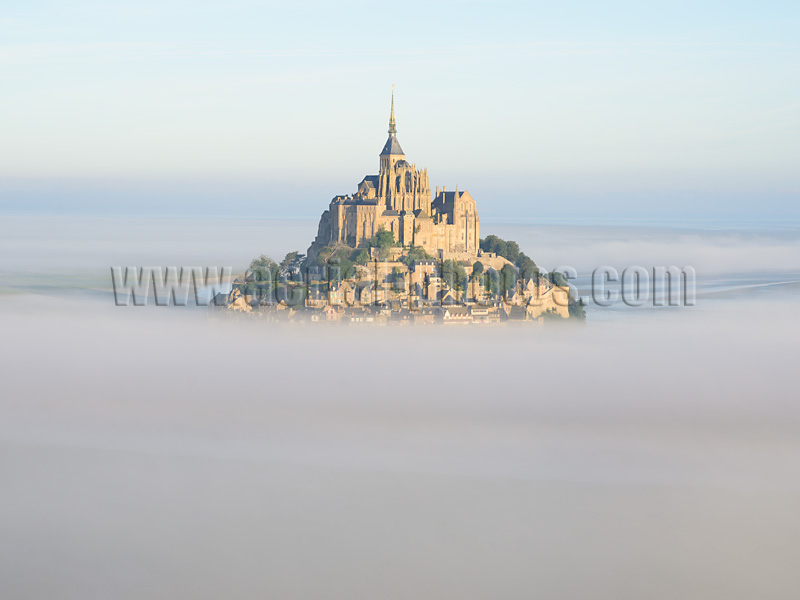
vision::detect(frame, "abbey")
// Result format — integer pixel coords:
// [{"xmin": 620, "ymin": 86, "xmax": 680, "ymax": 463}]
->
[
  {"xmin": 307, "ymin": 93, "xmax": 480, "ymax": 262},
  {"xmin": 220, "ymin": 95, "xmax": 585, "ymax": 322}
]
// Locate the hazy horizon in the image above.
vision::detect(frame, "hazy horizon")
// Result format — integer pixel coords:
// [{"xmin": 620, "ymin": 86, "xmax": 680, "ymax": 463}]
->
[{"xmin": 2, "ymin": 0, "xmax": 799, "ymax": 222}]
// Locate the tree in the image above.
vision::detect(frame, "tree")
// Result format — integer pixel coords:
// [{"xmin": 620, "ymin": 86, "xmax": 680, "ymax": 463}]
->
[
  {"xmin": 312, "ymin": 246, "xmax": 332, "ymax": 267},
  {"xmin": 371, "ymin": 227, "xmax": 396, "ymax": 249},
  {"xmin": 549, "ymin": 271, "xmax": 569, "ymax": 287},
  {"xmin": 480, "ymin": 234, "xmax": 507, "ymax": 258},
  {"xmin": 401, "ymin": 245, "xmax": 434, "ymax": 267},
  {"xmin": 442, "ymin": 259, "xmax": 468, "ymax": 296},
  {"xmin": 518, "ymin": 256, "xmax": 539, "ymax": 280},
  {"xmin": 327, "ymin": 256, "xmax": 354, "ymax": 282},
  {"xmin": 505, "ymin": 241, "xmax": 521, "ymax": 264},
  {"xmin": 484, "ymin": 268, "xmax": 500, "ymax": 296},
  {"xmin": 541, "ymin": 308, "xmax": 563, "ymax": 322},
  {"xmin": 369, "ymin": 227, "xmax": 397, "ymax": 261},
  {"xmin": 500, "ymin": 263, "xmax": 518, "ymax": 296},
  {"xmin": 391, "ymin": 266, "xmax": 406, "ymax": 288},
  {"xmin": 248, "ymin": 255, "xmax": 277, "ymax": 281},
  {"xmin": 245, "ymin": 254, "xmax": 278, "ymax": 302},
  {"xmin": 279, "ymin": 251, "xmax": 305, "ymax": 276},
  {"xmin": 480, "ymin": 235, "xmax": 538, "ymax": 277},
  {"xmin": 569, "ymin": 297, "xmax": 587, "ymax": 320},
  {"xmin": 351, "ymin": 248, "xmax": 370, "ymax": 265},
  {"xmin": 471, "ymin": 260, "xmax": 484, "ymax": 281}
]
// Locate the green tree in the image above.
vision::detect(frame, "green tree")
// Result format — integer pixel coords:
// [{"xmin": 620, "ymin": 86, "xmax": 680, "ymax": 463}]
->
[
  {"xmin": 517, "ymin": 256, "xmax": 539, "ymax": 280},
  {"xmin": 371, "ymin": 227, "xmax": 396, "ymax": 248},
  {"xmin": 471, "ymin": 260, "xmax": 484, "ymax": 281},
  {"xmin": 312, "ymin": 246, "xmax": 332, "ymax": 267},
  {"xmin": 569, "ymin": 297, "xmax": 587, "ymax": 320},
  {"xmin": 549, "ymin": 271, "xmax": 569, "ymax": 287},
  {"xmin": 541, "ymin": 308, "xmax": 563, "ymax": 322},
  {"xmin": 484, "ymin": 268, "xmax": 500, "ymax": 296},
  {"xmin": 480, "ymin": 235, "xmax": 538, "ymax": 277},
  {"xmin": 351, "ymin": 248, "xmax": 370, "ymax": 265},
  {"xmin": 369, "ymin": 227, "xmax": 397, "ymax": 261},
  {"xmin": 500, "ymin": 263, "xmax": 518, "ymax": 296},
  {"xmin": 391, "ymin": 266, "xmax": 406, "ymax": 289},
  {"xmin": 505, "ymin": 240, "xmax": 521, "ymax": 264},
  {"xmin": 245, "ymin": 255, "xmax": 278, "ymax": 302},
  {"xmin": 401, "ymin": 245, "xmax": 433, "ymax": 267},
  {"xmin": 248, "ymin": 255, "xmax": 277, "ymax": 281},
  {"xmin": 279, "ymin": 251, "xmax": 305, "ymax": 275},
  {"xmin": 442, "ymin": 259, "xmax": 468, "ymax": 296},
  {"xmin": 327, "ymin": 256, "xmax": 354, "ymax": 282},
  {"xmin": 480, "ymin": 235, "xmax": 507, "ymax": 258}
]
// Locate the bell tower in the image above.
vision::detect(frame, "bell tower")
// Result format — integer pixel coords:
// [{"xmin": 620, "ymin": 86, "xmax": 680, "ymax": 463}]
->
[
  {"xmin": 379, "ymin": 87, "xmax": 406, "ymax": 173},
  {"xmin": 378, "ymin": 87, "xmax": 407, "ymax": 209}
]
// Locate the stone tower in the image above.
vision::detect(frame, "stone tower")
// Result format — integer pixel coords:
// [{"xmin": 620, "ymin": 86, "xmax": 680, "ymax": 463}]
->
[{"xmin": 373, "ymin": 89, "xmax": 430, "ymax": 215}]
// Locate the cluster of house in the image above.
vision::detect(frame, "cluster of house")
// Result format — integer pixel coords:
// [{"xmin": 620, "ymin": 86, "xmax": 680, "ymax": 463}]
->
[{"xmin": 216, "ymin": 258, "xmax": 571, "ymax": 325}]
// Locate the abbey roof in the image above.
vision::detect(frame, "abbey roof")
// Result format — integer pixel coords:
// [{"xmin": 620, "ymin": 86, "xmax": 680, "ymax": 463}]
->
[{"xmin": 380, "ymin": 134, "xmax": 405, "ymax": 156}]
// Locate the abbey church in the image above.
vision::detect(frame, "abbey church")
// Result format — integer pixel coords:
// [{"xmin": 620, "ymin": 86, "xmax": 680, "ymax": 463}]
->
[{"xmin": 307, "ymin": 93, "xmax": 481, "ymax": 262}]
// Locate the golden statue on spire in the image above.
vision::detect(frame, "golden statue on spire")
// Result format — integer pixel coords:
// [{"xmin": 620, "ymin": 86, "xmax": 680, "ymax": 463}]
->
[{"xmin": 388, "ymin": 85, "xmax": 397, "ymax": 135}]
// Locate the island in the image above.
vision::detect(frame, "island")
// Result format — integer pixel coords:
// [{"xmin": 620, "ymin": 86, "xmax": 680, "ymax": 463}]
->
[{"xmin": 215, "ymin": 92, "xmax": 586, "ymax": 325}]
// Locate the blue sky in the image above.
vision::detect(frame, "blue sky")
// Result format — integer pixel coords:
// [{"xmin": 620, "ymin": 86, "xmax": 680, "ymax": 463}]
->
[{"xmin": 1, "ymin": 0, "xmax": 798, "ymax": 221}]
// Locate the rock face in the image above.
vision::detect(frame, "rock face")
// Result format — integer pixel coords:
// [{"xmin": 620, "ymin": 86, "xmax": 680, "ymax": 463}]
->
[{"xmin": 307, "ymin": 93, "xmax": 480, "ymax": 263}]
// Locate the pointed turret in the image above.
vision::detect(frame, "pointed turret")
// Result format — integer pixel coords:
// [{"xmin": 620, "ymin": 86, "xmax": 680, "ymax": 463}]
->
[
  {"xmin": 388, "ymin": 86, "xmax": 397, "ymax": 135},
  {"xmin": 380, "ymin": 86, "xmax": 404, "ymax": 157}
]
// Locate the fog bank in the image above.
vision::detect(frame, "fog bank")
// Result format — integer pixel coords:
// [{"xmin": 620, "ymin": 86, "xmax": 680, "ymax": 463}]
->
[{"xmin": 1, "ymin": 292, "xmax": 799, "ymax": 599}]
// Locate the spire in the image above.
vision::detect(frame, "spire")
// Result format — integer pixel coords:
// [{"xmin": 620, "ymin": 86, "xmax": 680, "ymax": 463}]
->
[
  {"xmin": 380, "ymin": 85, "xmax": 405, "ymax": 156},
  {"xmin": 388, "ymin": 85, "xmax": 397, "ymax": 135}
]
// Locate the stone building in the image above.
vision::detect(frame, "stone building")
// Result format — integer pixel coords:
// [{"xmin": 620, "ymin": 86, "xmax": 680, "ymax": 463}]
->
[{"xmin": 307, "ymin": 92, "xmax": 480, "ymax": 262}]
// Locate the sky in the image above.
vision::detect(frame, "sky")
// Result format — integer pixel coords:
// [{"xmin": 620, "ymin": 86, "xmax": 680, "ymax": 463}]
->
[{"xmin": 1, "ymin": 0, "xmax": 799, "ymax": 221}]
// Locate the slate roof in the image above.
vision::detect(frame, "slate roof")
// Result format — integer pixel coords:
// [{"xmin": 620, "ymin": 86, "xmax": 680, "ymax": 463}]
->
[
  {"xmin": 380, "ymin": 134, "xmax": 405, "ymax": 156},
  {"xmin": 435, "ymin": 191, "xmax": 464, "ymax": 203},
  {"xmin": 359, "ymin": 175, "xmax": 379, "ymax": 189}
]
